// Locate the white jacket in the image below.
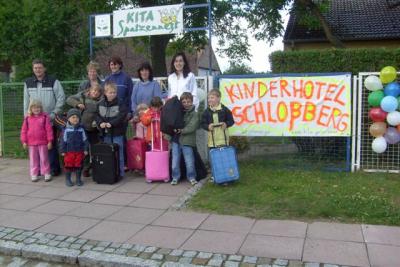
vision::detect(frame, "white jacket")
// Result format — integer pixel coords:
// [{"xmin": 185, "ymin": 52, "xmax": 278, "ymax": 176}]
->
[{"xmin": 168, "ymin": 72, "xmax": 199, "ymax": 109}]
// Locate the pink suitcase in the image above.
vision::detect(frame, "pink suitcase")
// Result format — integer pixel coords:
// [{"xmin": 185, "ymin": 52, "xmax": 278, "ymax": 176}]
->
[{"xmin": 145, "ymin": 120, "xmax": 169, "ymax": 183}]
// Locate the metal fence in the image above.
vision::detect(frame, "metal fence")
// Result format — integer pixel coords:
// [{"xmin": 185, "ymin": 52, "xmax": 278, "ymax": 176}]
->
[
  {"xmin": 0, "ymin": 78, "xmax": 210, "ymax": 159},
  {"xmin": 353, "ymin": 72, "xmax": 400, "ymax": 173}
]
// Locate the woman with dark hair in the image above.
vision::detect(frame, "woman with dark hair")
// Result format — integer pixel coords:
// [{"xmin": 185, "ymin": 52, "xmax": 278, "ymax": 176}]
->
[
  {"xmin": 130, "ymin": 62, "xmax": 163, "ymax": 115},
  {"xmin": 168, "ymin": 52, "xmax": 199, "ymax": 109},
  {"xmin": 104, "ymin": 56, "xmax": 133, "ymax": 113}
]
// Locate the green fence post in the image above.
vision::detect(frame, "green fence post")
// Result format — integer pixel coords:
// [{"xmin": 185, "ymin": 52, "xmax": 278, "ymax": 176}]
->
[{"xmin": 0, "ymin": 84, "xmax": 3, "ymax": 156}]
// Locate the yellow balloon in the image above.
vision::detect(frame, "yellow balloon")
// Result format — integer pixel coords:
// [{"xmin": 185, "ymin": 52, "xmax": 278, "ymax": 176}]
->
[
  {"xmin": 369, "ymin": 122, "xmax": 387, "ymax": 137},
  {"xmin": 380, "ymin": 66, "xmax": 397, "ymax": 84}
]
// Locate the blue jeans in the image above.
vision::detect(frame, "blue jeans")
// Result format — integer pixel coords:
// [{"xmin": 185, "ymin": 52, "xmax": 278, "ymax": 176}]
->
[
  {"xmin": 103, "ymin": 135, "xmax": 125, "ymax": 177},
  {"xmin": 171, "ymin": 142, "xmax": 196, "ymax": 181}
]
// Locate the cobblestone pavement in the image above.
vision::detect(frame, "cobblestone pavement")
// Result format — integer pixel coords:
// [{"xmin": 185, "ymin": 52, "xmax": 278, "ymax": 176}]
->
[{"xmin": 1, "ymin": 158, "xmax": 400, "ymax": 266}]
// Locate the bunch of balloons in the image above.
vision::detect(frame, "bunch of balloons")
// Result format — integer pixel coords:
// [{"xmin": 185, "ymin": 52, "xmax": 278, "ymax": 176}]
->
[{"xmin": 366, "ymin": 66, "xmax": 400, "ymax": 153}]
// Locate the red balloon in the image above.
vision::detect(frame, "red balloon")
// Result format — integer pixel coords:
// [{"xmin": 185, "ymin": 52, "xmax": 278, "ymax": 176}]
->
[{"xmin": 369, "ymin": 107, "xmax": 388, "ymax": 122}]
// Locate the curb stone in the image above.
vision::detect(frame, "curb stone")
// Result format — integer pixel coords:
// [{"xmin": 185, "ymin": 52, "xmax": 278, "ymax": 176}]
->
[
  {"xmin": 78, "ymin": 250, "xmax": 160, "ymax": 267},
  {"xmin": 21, "ymin": 244, "xmax": 80, "ymax": 264}
]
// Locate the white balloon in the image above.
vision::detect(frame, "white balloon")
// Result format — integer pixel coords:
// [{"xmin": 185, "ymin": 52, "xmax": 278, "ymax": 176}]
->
[
  {"xmin": 364, "ymin": 75, "xmax": 383, "ymax": 91},
  {"xmin": 387, "ymin": 111, "xmax": 400, "ymax": 126},
  {"xmin": 372, "ymin": 136, "xmax": 387, "ymax": 153},
  {"xmin": 197, "ymin": 89, "xmax": 206, "ymax": 102}
]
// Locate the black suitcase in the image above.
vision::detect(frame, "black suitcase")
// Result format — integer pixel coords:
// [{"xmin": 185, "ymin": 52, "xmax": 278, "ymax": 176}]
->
[{"xmin": 91, "ymin": 142, "xmax": 120, "ymax": 184}]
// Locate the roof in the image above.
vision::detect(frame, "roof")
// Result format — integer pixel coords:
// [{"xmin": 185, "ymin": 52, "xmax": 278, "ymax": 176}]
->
[{"xmin": 284, "ymin": 0, "xmax": 400, "ymax": 43}]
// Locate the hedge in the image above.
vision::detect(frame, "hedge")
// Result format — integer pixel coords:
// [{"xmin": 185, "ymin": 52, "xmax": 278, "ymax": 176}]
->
[{"xmin": 269, "ymin": 48, "xmax": 400, "ymax": 74}]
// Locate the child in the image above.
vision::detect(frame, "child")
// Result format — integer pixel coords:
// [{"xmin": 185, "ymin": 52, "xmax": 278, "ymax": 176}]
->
[
  {"xmin": 168, "ymin": 92, "xmax": 199, "ymax": 186},
  {"xmin": 66, "ymin": 84, "xmax": 103, "ymax": 177},
  {"xmin": 132, "ymin": 103, "xmax": 148, "ymax": 139},
  {"xmin": 141, "ymin": 96, "xmax": 167, "ymax": 151},
  {"xmin": 96, "ymin": 81, "xmax": 128, "ymax": 178},
  {"xmin": 201, "ymin": 89, "xmax": 234, "ymax": 182},
  {"xmin": 20, "ymin": 100, "xmax": 53, "ymax": 182},
  {"xmin": 59, "ymin": 109, "xmax": 89, "ymax": 186}
]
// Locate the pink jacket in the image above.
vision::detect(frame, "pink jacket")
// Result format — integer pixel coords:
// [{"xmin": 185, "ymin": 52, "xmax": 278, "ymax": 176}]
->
[{"xmin": 20, "ymin": 113, "xmax": 53, "ymax": 146}]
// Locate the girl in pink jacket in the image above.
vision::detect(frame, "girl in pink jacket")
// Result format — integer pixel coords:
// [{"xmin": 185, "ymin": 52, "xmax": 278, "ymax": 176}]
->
[{"xmin": 20, "ymin": 99, "xmax": 53, "ymax": 182}]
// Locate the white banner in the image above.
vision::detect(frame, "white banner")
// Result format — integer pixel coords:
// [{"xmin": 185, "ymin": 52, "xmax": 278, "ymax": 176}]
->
[
  {"xmin": 95, "ymin": 14, "xmax": 111, "ymax": 37},
  {"xmin": 113, "ymin": 4, "xmax": 184, "ymax": 38},
  {"xmin": 220, "ymin": 74, "xmax": 352, "ymax": 137}
]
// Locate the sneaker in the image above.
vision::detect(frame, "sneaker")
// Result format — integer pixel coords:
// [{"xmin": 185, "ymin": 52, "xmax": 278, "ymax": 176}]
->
[
  {"xmin": 76, "ymin": 179, "xmax": 84, "ymax": 186},
  {"xmin": 44, "ymin": 174, "xmax": 52, "ymax": 182},
  {"xmin": 209, "ymin": 176, "xmax": 214, "ymax": 183},
  {"xmin": 65, "ymin": 178, "xmax": 74, "ymax": 187},
  {"xmin": 190, "ymin": 179, "xmax": 198, "ymax": 186},
  {"xmin": 170, "ymin": 179, "xmax": 178, "ymax": 185},
  {"xmin": 31, "ymin": 176, "xmax": 39, "ymax": 182}
]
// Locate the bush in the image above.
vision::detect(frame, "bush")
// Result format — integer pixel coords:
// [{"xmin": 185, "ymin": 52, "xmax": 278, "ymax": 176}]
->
[
  {"xmin": 269, "ymin": 48, "xmax": 400, "ymax": 74},
  {"xmin": 230, "ymin": 136, "xmax": 250, "ymax": 154}
]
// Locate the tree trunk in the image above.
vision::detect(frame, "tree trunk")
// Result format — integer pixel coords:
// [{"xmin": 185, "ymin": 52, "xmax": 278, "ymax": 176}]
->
[
  {"xmin": 150, "ymin": 35, "xmax": 173, "ymax": 76},
  {"xmin": 298, "ymin": 0, "xmax": 345, "ymax": 48}
]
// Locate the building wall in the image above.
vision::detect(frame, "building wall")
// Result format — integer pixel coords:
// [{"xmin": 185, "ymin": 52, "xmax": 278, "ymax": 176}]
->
[{"xmin": 284, "ymin": 39, "xmax": 400, "ymax": 51}]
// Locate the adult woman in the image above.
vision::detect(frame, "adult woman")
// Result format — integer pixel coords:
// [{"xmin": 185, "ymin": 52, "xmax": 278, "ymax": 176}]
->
[
  {"xmin": 168, "ymin": 52, "xmax": 199, "ymax": 109},
  {"xmin": 104, "ymin": 56, "xmax": 133, "ymax": 112},
  {"xmin": 78, "ymin": 61, "xmax": 102, "ymax": 93},
  {"xmin": 131, "ymin": 62, "xmax": 163, "ymax": 114}
]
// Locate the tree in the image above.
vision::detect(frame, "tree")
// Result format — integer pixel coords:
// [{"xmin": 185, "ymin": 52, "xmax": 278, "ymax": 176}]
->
[
  {"xmin": 223, "ymin": 62, "xmax": 254, "ymax": 75},
  {"xmin": 0, "ymin": 0, "xmax": 112, "ymax": 81}
]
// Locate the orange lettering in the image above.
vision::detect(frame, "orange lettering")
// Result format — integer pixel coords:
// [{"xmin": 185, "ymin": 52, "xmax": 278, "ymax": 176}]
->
[
  {"xmin": 269, "ymin": 80, "xmax": 278, "ymax": 97},
  {"xmin": 253, "ymin": 102, "xmax": 266, "ymax": 123},
  {"xmin": 317, "ymin": 105, "xmax": 330, "ymax": 126},
  {"xmin": 225, "ymin": 84, "xmax": 240, "ymax": 104},
  {"xmin": 289, "ymin": 102, "xmax": 302, "ymax": 131},
  {"xmin": 280, "ymin": 79, "xmax": 291, "ymax": 97},
  {"xmin": 243, "ymin": 82, "xmax": 255, "ymax": 99},
  {"xmin": 334, "ymin": 85, "xmax": 346, "ymax": 106},
  {"xmin": 293, "ymin": 79, "xmax": 303, "ymax": 98}
]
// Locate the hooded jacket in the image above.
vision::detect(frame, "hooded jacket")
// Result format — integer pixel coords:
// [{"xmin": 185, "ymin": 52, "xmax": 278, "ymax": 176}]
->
[
  {"xmin": 59, "ymin": 122, "xmax": 89, "ymax": 153},
  {"xmin": 20, "ymin": 112, "xmax": 53, "ymax": 146},
  {"xmin": 201, "ymin": 104, "xmax": 234, "ymax": 147}
]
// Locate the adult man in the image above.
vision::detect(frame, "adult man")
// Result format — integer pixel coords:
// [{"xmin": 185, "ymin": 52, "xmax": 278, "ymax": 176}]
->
[{"xmin": 24, "ymin": 59, "xmax": 65, "ymax": 176}]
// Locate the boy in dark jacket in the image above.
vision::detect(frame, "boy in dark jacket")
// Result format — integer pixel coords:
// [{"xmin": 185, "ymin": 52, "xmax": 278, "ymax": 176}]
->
[
  {"xmin": 201, "ymin": 89, "xmax": 234, "ymax": 148},
  {"xmin": 96, "ymin": 81, "xmax": 128, "ymax": 178},
  {"xmin": 66, "ymin": 84, "xmax": 103, "ymax": 177},
  {"xmin": 60, "ymin": 109, "xmax": 89, "ymax": 186}
]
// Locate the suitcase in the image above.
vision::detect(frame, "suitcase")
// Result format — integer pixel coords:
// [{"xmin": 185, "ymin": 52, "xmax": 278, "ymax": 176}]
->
[
  {"xmin": 126, "ymin": 124, "xmax": 147, "ymax": 170},
  {"xmin": 209, "ymin": 127, "xmax": 239, "ymax": 184},
  {"xmin": 127, "ymin": 137, "xmax": 146, "ymax": 170},
  {"xmin": 92, "ymin": 142, "xmax": 120, "ymax": 184},
  {"xmin": 145, "ymin": 119, "xmax": 169, "ymax": 183}
]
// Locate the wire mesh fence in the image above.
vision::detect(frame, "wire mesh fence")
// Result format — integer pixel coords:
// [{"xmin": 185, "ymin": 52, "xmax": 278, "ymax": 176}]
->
[
  {"xmin": 357, "ymin": 72, "xmax": 400, "ymax": 172},
  {"xmin": 234, "ymin": 136, "xmax": 350, "ymax": 171}
]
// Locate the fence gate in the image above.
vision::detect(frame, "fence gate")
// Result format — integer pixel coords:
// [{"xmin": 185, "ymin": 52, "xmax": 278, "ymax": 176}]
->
[{"xmin": 353, "ymin": 72, "xmax": 400, "ymax": 173}]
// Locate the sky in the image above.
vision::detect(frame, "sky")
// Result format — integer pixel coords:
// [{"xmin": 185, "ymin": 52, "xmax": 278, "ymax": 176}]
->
[{"xmin": 214, "ymin": 13, "xmax": 290, "ymax": 73}]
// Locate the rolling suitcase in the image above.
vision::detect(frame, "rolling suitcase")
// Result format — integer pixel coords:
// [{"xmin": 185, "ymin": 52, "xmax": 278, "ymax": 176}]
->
[
  {"xmin": 209, "ymin": 128, "xmax": 239, "ymax": 184},
  {"xmin": 127, "ymin": 137, "xmax": 146, "ymax": 170},
  {"xmin": 145, "ymin": 119, "xmax": 169, "ymax": 183},
  {"xmin": 92, "ymin": 134, "xmax": 120, "ymax": 184}
]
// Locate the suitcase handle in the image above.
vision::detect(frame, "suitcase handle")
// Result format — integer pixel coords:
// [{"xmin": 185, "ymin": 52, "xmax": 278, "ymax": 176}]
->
[
  {"xmin": 151, "ymin": 118, "xmax": 164, "ymax": 151},
  {"xmin": 211, "ymin": 124, "xmax": 228, "ymax": 148}
]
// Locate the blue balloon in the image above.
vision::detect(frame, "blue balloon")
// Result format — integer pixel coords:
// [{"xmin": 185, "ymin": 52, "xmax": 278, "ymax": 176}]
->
[
  {"xmin": 381, "ymin": 96, "xmax": 399, "ymax": 112},
  {"xmin": 384, "ymin": 82, "xmax": 400, "ymax": 97}
]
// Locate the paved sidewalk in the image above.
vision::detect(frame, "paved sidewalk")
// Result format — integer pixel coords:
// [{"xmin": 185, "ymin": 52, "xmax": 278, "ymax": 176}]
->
[{"xmin": 0, "ymin": 158, "xmax": 400, "ymax": 267}]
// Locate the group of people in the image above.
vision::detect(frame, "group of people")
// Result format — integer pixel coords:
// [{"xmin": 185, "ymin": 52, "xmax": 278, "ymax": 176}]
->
[{"xmin": 21, "ymin": 52, "xmax": 234, "ymax": 187}]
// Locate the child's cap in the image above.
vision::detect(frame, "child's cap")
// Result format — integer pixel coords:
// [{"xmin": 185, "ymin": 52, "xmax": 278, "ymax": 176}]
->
[{"xmin": 67, "ymin": 108, "xmax": 81, "ymax": 120}]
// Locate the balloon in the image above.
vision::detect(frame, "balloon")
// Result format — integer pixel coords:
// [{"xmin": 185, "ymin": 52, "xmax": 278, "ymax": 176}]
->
[
  {"xmin": 364, "ymin": 75, "xmax": 383, "ymax": 91},
  {"xmin": 369, "ymin": 107, "xmax": 387, "ymax": 122},
  {"xmin": 387, "ymin": 111, "xmax": 400, "ymax": 126},
  {"xmin": 372, "ymin": 137, "xmax": 387, "ymax": 153},
  {"xmin": 384, "ymin": 82, "xmax": 400, "ymax": 97},
  {"xmin": 197, "ymin": 89, "xmax": 206, "ymax": 102},
  {"xmin": 368, "ymin": 91, "xmax": 384, "ymax": 107},
  {"xmin": 369, "ymin": 122, "xmax": 387, "ymax": 137},
  {"xmin": 380, "ymin": 66, "xmax": 397, "ymax": 84},
  {"xmin": 384, "ymin": 127, "xmax": 400, "ymax": 144},
  {"xmin": 380, "ymin": 96, "xmax": 398, "ymax": 112}
]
